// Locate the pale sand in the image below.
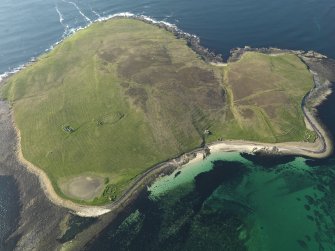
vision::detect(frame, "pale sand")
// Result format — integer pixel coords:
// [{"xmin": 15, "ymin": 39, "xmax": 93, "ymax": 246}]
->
[
  {"xmin": 13, "ymin": 117, "xmax": 111, "ymax": 217},
  {"xmin": 187, "ymin": 153, "xmax": 204, "ymax": 164},
  {"xmin": 209, "ymin": 105, "xmax": 333, "ymax": 158},
  {"xmin": 59, "ymin": 175, "xmax": 105, "ymax": 201},
  {"xmin": 304, "ymin": 117, "xmax": 314, "ymax": 131},
  {"xmin": 210, "ymin": 62, "xmax": 227, "ymax": 67}
]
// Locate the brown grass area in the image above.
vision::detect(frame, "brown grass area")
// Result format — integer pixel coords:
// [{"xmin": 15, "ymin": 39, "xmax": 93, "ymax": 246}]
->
[
  {"xmin": 240, "ymin": 107, "xmax": 255, "ymax": 119},
  {"xmin": 112, "ymin": 40, "xmax": 226, "ymax": 151},
  {"xmin": 99, "ymin": 48, "xmax": 126, "ymax": 63},
  {"xmin": 125, "ymin": 87, "xmax": 148, "ymax": 111},
  {"xmin": 224, "ymin": 52, "xmax": 314, "ymax": 142}
]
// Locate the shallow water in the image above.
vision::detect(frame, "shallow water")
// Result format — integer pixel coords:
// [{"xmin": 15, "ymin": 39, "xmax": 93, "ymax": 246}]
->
[{"xmin": 87, "ymin": 153, "xmax": 335, "ymax": 251}]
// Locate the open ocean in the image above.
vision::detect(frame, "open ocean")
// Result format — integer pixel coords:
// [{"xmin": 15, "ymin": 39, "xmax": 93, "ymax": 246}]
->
[{"xmin": 0, "ymin": 0, "xmax": 335, "ymax": 250}]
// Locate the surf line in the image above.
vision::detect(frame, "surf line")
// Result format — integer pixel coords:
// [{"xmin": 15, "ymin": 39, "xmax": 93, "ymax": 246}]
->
[
  {"xmin": 55, "ymin": 5, "xmax": 69, "ymax": 38},
  {"xmin": 61, "ymin": 0, "xmax": 92, "ymax": 24},
  {"xmin": 55, "ymin": 5, "xmax": 64, "ymax": 23},
  {"xmin": 55, "ymin": 5, "xmax": 70, "ymax": 37},
  {"xmin": 91, "ymin": 9, "xmax": 101, "ymax": 18}
]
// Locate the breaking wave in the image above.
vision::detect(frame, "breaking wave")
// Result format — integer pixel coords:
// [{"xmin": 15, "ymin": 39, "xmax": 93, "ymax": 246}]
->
[{"xmin": 0, "ymin": 12, "xmax": 198, "ymax": 84}]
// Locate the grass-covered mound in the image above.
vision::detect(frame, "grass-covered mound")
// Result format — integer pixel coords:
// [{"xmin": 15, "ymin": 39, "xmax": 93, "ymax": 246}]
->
[{"xmin": 1, "ymin": 18, "xmax": 314, "ymax": 204}]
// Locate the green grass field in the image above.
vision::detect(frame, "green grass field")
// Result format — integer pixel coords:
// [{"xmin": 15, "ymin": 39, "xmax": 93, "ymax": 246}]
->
[{"xmin": 1, "ymin": 18, "xmax": 315, "ymax": 204}]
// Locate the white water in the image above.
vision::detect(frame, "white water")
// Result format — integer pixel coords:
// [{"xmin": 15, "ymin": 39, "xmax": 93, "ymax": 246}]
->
[
  {"xmin": 62, "ymin": 0, "xmax": 92, "ymax": 24},
  {"xmin": 55, "ymin": 5, "xmax": 64, "ymax": 23},
  {"xmin": 91, "ymin": 9, "xmax": 101, "ymax": 19},
  {"xmin": 0, "ymin": 12, "xmax": 196, "ymax": 84},
  {"xmin": 55, "ymin": 5, "xmax": 70, "ymax": 37}
]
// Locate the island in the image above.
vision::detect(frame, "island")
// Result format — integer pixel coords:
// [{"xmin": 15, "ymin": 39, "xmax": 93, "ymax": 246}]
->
[{"xmin": 0, "ymin": 17, "xmax": 333, "ymax": 216}]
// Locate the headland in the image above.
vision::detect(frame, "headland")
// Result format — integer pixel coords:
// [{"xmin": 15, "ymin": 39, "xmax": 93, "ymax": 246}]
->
[{"xmin": 0, "ymin": 16, "xmax": 334, "ymax": 218}]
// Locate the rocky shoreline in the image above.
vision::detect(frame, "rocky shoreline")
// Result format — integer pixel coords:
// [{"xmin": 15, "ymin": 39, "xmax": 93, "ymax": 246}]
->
[
  {"xmin": 123, "ymin": 15, "xmax": 224, "ymax": 64},
  {"xmin": 0, "ymin": 15, "xmax": 335, "ymax": 250},
  {"xmin": 0, "ymin": 101, "xmax": 70, "ymax": 250},
  {"xmin": 227, "ymin": 46, "xmax": 335, "ymax": 134}
]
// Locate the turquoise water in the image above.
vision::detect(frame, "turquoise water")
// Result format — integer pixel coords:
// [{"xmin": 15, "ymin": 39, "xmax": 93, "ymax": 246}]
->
[
  {"xmin": 151, "ymin": 153, "xmax": 335, "ymax": 251},
  {"xmin": 149, "ymin": 152, "xmax": 250, "ymax": 197},
  {"xmin": 87, "ymin": 153, "xmax": 335, "ymax": 250}
]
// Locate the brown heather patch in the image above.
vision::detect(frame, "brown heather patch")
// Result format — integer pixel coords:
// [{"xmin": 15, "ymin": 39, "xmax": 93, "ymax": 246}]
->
[{"xmin": 240, "ymin": 108, "xmax": 255, "ymax": 119}]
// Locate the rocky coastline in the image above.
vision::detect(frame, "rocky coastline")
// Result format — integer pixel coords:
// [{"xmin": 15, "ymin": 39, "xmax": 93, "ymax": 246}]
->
[
  {"xmin": 0, "ymin": 16, "xmax": 335, "ymax": 250},
  {"xmin": 0, "ymin": 101, "xmax": 70, "ymax": 250}
]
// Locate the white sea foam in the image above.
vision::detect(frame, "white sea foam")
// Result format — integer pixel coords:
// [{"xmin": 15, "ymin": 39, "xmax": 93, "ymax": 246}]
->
[
  {"xmin": 0, "ymin": 58, "xmax": 35, "ymax": 83},
  {"xmin": 0, "ymin": 12, "xmax": 199, "ymax": 84},
  {"xmin": 0, "ymin": 72, "xmax": 8, "ymax": 83},
  {"xmin": 95, "ymin": 11, "xmax": 135, "ymax": 21},
  {"xmin": 94, "ymin": 12, "xmax": 198, "ymax": 39},
  {"xmin": 55, "ymin": 5, "xmax": 71, "ymax": 38},
  {"xmin": 91, "ymin": 9, "xmax": 101, "ymax": 18},
  {"xmin": 55, "ymin": 5, "xmax": 64, "ymax": 23},
  {"xmin": 62, "ymin": 0, "xmax": 92, "ymax": 24}
]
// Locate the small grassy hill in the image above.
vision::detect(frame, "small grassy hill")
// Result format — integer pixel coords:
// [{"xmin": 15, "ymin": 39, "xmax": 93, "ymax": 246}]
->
[{"xmin": 1, "ymin": 18, "xmax": 314, "ymax": 204}]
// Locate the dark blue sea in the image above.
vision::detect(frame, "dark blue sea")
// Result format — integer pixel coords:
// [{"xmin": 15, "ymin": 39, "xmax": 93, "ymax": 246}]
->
[
  {"xmin": 0, "ymin": 0, "xmax": 335, "ymax": 250},
  {"xmin": 1, "ymin": 0, "xmax": 335, "ymax": 77}
]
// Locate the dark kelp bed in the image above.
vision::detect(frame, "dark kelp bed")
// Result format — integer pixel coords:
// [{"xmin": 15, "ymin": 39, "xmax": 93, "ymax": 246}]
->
[{"xmin": 84, "ymin": 152, "xmax": 335, "ymax": 251}]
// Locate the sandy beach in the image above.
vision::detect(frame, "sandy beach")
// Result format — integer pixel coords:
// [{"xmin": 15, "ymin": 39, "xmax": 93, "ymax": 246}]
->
[{"xmin": 13, "ymin": 120, "xmax": 112, "ymax": 217}]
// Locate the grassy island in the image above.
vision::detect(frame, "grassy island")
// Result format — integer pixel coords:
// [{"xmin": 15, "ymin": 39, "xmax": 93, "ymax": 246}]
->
[{"xmin": 1, "ymin": 18, "xmax": 315, "ymax": 205}]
